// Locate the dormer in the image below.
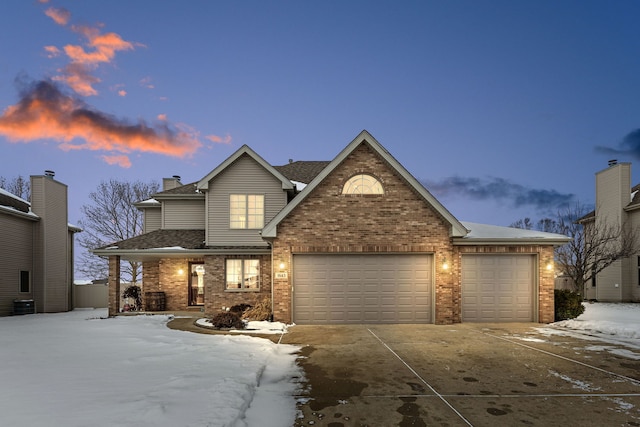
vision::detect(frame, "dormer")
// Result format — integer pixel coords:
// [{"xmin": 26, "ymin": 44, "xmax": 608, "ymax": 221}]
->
[{"xmin": 196, "ymin": 145, "xmax": 294, "ymax": 247}]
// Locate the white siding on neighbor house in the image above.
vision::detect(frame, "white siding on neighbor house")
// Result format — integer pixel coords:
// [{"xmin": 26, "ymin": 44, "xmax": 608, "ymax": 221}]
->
[
  {"xmin": 596, "ymin": 259, "xmax": 623, "ymax": 301},
  {"xmin": 596, "ymin": 163, "xmax": 630, "ymax": 227},
  {"xmin": 594, "ymin": 163, "xmax": 631, "ymax": 302},
  {"xmin": 144, "ymin": 208, "xmax": 162, "ymax": 233},
  {"xmin": 0, "ymin": 215, "xmax": 34, "ymax": 316},
  {"xmin": 163, "ymin": 199, "xmax": 205, "ymax": 229},
  {"xmin": 206, "ymin": 154, "xmax": 287, "ymax": 246},
  {"xmin": 31, "ymin": 176, "xmax": 70, "ymax": 313},
  {"xmin": 632, "ymin": 212, "xmax": 640, "ymax": 301}
]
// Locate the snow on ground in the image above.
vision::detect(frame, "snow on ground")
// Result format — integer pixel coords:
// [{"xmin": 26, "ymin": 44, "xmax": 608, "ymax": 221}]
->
[
  {"xmin": 4, "ymin": 303, "xmax": 640, "ymax": 426},
  {"xmin": 536, "ymin": 302, "xmax": 640, "ymax": 359},
  {"xmin": 0, "ymin": 309, "xmax": 302, "ymax": 427}
]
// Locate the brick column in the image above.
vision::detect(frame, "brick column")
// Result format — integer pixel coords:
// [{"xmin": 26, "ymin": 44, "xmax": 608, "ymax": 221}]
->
[{"xmin": 108, "ymin": 256, "xmax": 121, "ymax": 316}]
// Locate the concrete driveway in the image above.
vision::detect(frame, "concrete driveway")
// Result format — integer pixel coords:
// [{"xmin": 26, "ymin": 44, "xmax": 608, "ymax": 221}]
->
[{"xmin": 280, "ymin": 323, "xmax": 640, "ymax": 427}]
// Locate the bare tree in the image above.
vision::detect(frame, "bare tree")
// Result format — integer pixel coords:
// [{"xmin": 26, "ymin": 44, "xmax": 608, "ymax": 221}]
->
[
  {"xmin": 554, "ymin": 203, "xmax": 640, "ymax": 295},
  {"xmin": 0, "ymin": 175, "xmax": 30, "ymax": 200},
  {"xmin": 510, "ymin": 217, "xmax": 558, "ymax": 232},
  {"xmin": 510, "ymin": 217, "xmax": 534, "ymax": 230},
  {"xmin": 77, "ymin": 179, "xmax": 159, "ymax": 283}
]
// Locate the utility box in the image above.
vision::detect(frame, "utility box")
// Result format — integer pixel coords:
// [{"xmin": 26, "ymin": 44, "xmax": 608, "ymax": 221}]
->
[{"xmin": 13, "ymin": 299, "xmax": 35, "ymax": 315}]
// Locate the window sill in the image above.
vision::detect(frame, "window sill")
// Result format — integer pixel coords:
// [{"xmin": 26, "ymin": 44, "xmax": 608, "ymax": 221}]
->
[{"xmin": 225, "ymin": 288, "xmax": 260, "ymax": 292}]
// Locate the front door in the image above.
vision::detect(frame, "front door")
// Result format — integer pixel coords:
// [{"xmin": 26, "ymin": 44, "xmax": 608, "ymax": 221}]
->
[{"xmin": 188, "ymin": 263, "xmax": 205, "ymax": 306}]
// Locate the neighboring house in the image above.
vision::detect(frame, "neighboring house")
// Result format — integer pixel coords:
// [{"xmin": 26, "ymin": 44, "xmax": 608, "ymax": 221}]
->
[
  {"xmin": 94, "ymin": 131, "xmax": 569, "ymax": 324},
  {"xmin": 0, "ymin": 172, "xmax": 81, "ymax": 316},
  {"xmin": 582, "ymin": 161, "xmax": 640, "ymax": 301}
]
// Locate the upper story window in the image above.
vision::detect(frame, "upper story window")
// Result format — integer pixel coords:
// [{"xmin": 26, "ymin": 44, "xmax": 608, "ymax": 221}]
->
[
  {"xmin": 230, "ymin": 194, "xmax": 264, "ymax": 229},
  {"xmin": 342, "ymin": 174, "xmax": 384, "ymax": 195}
]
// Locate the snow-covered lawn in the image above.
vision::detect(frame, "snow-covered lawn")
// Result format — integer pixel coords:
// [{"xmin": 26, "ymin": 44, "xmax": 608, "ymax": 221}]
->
[
  {"xmin": 3, "ymin": 303, "xmax": 640, "ymax": 427},
  {"xmin": 539, "ymin": 302, "xmax": 640, "ymax": 358},
  {"xmin": 0, "ymin": 309, "xmax": 302, "ymax": 427}
]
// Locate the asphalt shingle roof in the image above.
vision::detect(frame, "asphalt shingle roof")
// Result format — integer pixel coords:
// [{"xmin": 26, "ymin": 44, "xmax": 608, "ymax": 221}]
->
[
  {"xmin": 0, "ymin": 192, "xmax": 30, "ymax": 213},
  {"xmin": 99, "ymin": 229, "xmax": 205, "ymax": 250},
  {"xmin": 274, "ymin": 161, "xmax": 330, "ymax": 184}
]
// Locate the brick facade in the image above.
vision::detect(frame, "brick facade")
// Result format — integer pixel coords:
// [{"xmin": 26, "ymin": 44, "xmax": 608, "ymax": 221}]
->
[
  {"xmin": 270, "ymin": 143, "xmax": 457, "ymax": 324},
  {"xmin": 269, "ymin": 143, "xmax": 556, "ymax": 324},
  {"xmin": 107, "ymin": 255, "xmax": 121, "ymax": 316},
  {"xmin": 203, "ymin": 254, "xmax": 271, "ymax": 316},
  {"xmin": 104, "ymin": 135, "xmax": 558, "ymax": 324}
]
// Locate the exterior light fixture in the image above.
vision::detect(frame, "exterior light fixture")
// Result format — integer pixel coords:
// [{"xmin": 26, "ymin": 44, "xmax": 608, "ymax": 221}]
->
[
  {"xmin": 178, "ymin": 268, "xmax": 184, "ymax": 275},
  {"xmin": 279, "ymin": 262, "xmax": 286, "ymax": 270},
  {"xmin": 546, "ymin": 260, "xmax": 553, "ymax": 271},
  {"xmin": 442, "ymin": 257, "xmax": 449, "ymax": 270}
]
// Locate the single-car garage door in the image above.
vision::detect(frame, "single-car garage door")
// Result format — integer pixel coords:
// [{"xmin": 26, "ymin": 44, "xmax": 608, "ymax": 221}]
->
[
  {"xmin": 462, "ymin": 254, "xmax": 535, "ymax": 322},
  {"xmin": 293, "ymin": 254, "xmax": 432, "ymax": 324}
]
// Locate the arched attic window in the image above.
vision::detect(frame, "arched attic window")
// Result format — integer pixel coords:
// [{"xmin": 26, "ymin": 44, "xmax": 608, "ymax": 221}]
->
[{"xmin": 342, "ymin": 174, "xmax": 384, "ymax": 195}]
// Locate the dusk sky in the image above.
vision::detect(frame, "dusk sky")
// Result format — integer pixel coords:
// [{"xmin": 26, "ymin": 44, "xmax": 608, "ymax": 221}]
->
[{"xmin": 2, "ymin": 0, "xmax": 640, "ymax": 230}]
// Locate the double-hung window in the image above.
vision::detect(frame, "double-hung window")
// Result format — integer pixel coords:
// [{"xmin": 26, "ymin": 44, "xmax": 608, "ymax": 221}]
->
[
  {"xmin": 226, "ymin": 259, "xmax": 260, "ymax": 290},
  {"xmin": 230, "ymin": 195, "xmax": 264, "ymax": 229}
]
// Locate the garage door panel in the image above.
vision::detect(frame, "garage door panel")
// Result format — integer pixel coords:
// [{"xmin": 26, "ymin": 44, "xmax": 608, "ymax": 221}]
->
[
  {"xmin": 462, "ymin": 255, "xmax": 534, "ymax": 322},
  {"xmin": 294, "ymin": 254, "xmax": 432, "ymax": 324}
]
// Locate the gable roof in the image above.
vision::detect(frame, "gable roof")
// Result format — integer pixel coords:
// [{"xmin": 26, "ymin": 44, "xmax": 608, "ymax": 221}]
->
[
  {"xmin": 262, "ymin": 130, "xmax": 469, "ymax": 238},
  {"xmin": 274, "ymin": 161, "xmax": 331, "ymax": 184},
  {"xmin": 196, "ymin": 145, "xmax": 294, "ymax": 191}
]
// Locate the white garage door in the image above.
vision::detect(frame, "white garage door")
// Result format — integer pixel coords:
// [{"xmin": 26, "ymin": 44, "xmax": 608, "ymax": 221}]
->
[
  {"xmin": 462, "ymin": 254, "xmax": 535, "ymax": 322},
  {"xmin": 293, "ymin": 254, "xmax": 432, "ymax": 324}
]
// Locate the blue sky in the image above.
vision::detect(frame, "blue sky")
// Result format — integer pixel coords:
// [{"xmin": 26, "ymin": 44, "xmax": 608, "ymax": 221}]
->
[{"xmin": 1, "ymin": 0, "xmax": 640, "ymax": 229}]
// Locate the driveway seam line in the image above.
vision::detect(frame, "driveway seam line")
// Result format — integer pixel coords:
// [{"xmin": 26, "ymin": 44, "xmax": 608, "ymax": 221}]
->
[
  {"xmin": 367, "ymin": 328, "xmax": 474, "ymax": 427},
  {"xmin": 484, "ymin": 332, "xmax": 640, "ymax": 386}
]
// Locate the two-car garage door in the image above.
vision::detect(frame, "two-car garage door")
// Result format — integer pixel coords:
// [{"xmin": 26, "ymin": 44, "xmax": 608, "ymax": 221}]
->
[{"xmin": 293, "ymin": 254, "xmax": 432, "ymax": 324}]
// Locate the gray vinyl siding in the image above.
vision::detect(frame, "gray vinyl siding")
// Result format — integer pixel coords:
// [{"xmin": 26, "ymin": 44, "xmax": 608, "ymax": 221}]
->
[
  {"xmin": 206, "ymin": 154, "xmax": 287, "ymax": 246},
  {"xmin": 163, "ymin": 199, "xmax": 205, "ymax": 229},
  {"xmin": 596, "ymin": 260, "xmax": 623, "ymax": 301},
  {"xmin": 594, "ymin": 164, "xmax": 631, "ymax": 301},
  {"xmin": 632, "ymin": 212, "xmax": 640, "ymax": 301},
  {"xmin": 31, "ymin": 176, "xmax": 70, "ymax": 313},
  {"xmin": 144, "ymin": 208, "xmax": 162, "ymax": 233},
  {"xmin": 0, "ymin": 215, "xmax": 34, "ymax": 316}
]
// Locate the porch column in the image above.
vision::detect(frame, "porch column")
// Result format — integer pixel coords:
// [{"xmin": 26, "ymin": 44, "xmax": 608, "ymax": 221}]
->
[{"xmin": 108, "ymin": 255, "xmax": 121, "ymax": 316}]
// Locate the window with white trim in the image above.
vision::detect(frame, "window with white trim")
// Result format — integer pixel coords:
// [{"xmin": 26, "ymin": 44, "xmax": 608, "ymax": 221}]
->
[
  {"xmin": 226, "ymin": 259, "xmax": 260, "ymax": 290},
  {"xmin": 230, "ymin": 194, "xmax": 264, "ymax": 229},
  {"xmin": 342, "ymin": 174, "xmax": 384, "ymax": 195}
]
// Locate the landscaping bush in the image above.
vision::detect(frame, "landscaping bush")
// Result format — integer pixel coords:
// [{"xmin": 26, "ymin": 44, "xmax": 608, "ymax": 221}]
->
[
  {"xmin": 229, "ymin": 303, "xmax": 252, "ymax": 314},
  {"xmin": 242, "ymin": 298, "xmax": 272, "ymax": 321},
  {"xmin": 209, "ymin": 311, "xmax": 245, "ymax": 329},
  {"xmin": 554, "ymin": 289, "xmax": 585, "ymax": 321}
]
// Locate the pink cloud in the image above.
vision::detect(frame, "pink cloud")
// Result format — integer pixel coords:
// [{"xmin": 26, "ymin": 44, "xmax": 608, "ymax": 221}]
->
[
  {"xmin": 45, "ymin": 7, "xmax": 71, "ymax": 26},
  {"xmin": 206, "ymin": 134, "xmax": 232, "ymax": 145},
  {"xmin": 0, "ymin": 80, "xmax": 202, "ymax": 167},
  {"xmin": 44, "ymin": 46, "xmax": 61, "ymax": 58},
  {"xmin": 101, "ymin": 154, "xmax": 132, "ymax": 168}
]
